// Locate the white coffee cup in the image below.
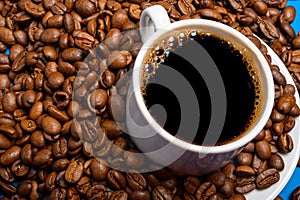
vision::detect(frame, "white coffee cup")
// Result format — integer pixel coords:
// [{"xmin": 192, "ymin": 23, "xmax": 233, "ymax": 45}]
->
[{"xmin": 126, "ymin": 5, "xmax": 274, "ymax": 175}]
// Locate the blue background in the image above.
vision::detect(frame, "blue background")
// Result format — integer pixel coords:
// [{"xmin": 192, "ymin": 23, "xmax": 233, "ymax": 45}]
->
[{"xmin": 0, "ymin": 1, "xmax": 299, "ymax": 199}]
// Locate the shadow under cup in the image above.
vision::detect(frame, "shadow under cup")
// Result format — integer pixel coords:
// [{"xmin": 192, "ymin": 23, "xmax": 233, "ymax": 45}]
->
[{"xmin": 126, "ymin": 20, "xmax": 274, "ymax": 175}]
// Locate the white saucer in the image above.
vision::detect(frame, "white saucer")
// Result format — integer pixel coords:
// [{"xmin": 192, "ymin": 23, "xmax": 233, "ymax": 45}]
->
[{"xmin": 245, "ymin": 39, "xmax": 300, "ymax": 200}]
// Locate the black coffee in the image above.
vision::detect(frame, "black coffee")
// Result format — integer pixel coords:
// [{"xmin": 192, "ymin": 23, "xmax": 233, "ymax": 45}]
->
[{"xmin": 141, "ymin": 30, "xmax": 263, "ymax": 146}]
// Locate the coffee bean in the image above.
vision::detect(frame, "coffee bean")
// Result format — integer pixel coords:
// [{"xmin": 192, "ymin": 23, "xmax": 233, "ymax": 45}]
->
[
  {"xmin": 30, "ymin": 130, "xmax": 45, "ymax": 148},
  {"xmin": 198, "ymin": 9, "xmax": 222, "ymax": 21},
  {"xmin": 237, "ymin": 152, "xmax": 253, "ymax": 165},
  {"xmin": 0, "ymin": 27, "xmax": 16, "ymax": 46},
  {"xmin": 3, "ymin": 92, "xmax": 17, "ymax": 113},
  {"xmin": 90, "ymin": 158, "xmax": 109, "ymax": 181},
  {"xmin": 291, "ymin": 186, "xmax": 300, "ymax": 200},
  {"xmin": 126, "ymin": 172, "xmax": 147, "ymax": 191},
  {"xmin": 0, "ymin": 133, "xmax": 13, "ymax": 149},
  {"xmin": 130, "ymin": 190, "xmax": 151, "ymax": 200},
  {"xmin": 235, "ymin": 177, "xmax": 256, "ymax": 193},
  {"xmin": 75, "ymin": 0, "xmax": 96, "ymax": 17},
  {"xmin": 52, "ymin": 158, "xmax": 70, "ymax": 172},
  {"xmin": 219, "ymin": 178, "xmax": 235, "ymax": 198},
  {"xmin": 283, "ymin": 116, "xmax": 295, "ymax": 132},
  {"xmin": 252, "ymin": 154, "xmax": 268, "ymax": 174},
  {"xmin": 110, "ymin": 190, "xmax": 128, "ymax": 200},
  {"xmin": 152, "ymin": 186, "xmax": 173, "ymax": 200},
  {"xmin": 41, "ymin": 28, "xmax": 61, "ymax": 43},
  {"xmin": 267, "ymin": 153, "xmax": 284, "ymax": 171},
  {"xmin": 20, "ymin": 144, "xmax": 33, "ymax": 166},
  {"xmin": 206, "ymin": 171, "xmax": 226, "ymax": 188},
  {"xmin": 33, "ymin": 148, "xmax": 53, "ymax": 167},
  {"xmin": 65, "ymin": 160, "xmax": 83, "ymax": 184},
  {"xmin": 0, "ymin": 146, "xmax": 21, "ymax": 165},
  {"xmin": 256, "ymin": 168, "xmax": 280, "ymax": 189},
  {"xmin": 73, "ymin": 176, "xmax": 90, "ymax": 195},
  {"xmin": 184, "ymin": 176, "xmax": 201, "ymax": 194},
  {"xmin": 277, "ymin": 133, "xmax": 293, "ymax": 153},
  {"xmin": 111, "ymin": 9, "xmax": 129, "ymax": 29},
  {"xmin": 41, "ymin": 116, "xmax": 61, "ymax": 136},
  {"xmin": 228, "ymin": 194, "xmax": 246, "ymax": 200},
  {"xmin": 107, "ymin": 169, "xmax": 126, "ymax": 190},
  {"xmin": 196, "ymin": 182, "xmax": 216, "ymax": 200},
  {"xmin": 235, "ymin": 165, "xmax": 255, "ymax": 176},
  {"xmin": 271, "ymin": 108, "xmax": 286, "ymax": 123},
  {"xmin": 255, "ymin": 140, "xmax": 272, "ymax": 160},
  {"xmin": 0, "ymin": 180, "xmax": 17, "ymax": 195},
  {"xmin": 277, "ymin": 94, "xmax": 296, "ymax": 113},
  {"xmin": 227, "ymin": 0, "xmax": 246, "ymax": 13}
]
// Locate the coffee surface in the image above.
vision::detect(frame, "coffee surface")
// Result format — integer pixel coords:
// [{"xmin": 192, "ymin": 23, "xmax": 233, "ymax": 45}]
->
[{"xmin": 142, "ymin": 30, "xmax": 263, "ymax": 145}]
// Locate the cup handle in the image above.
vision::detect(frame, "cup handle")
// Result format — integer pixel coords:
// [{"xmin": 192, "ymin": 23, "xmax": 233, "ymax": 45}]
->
[{"xmin": 140, "ymin": 5, "xmax": 171, "ymax": 43}]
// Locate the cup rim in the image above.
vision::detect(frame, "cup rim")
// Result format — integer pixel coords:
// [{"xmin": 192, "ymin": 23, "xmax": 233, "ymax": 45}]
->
[{"xmin": 132, "ymin": 19, "xmax": 274, "ymax": 154}]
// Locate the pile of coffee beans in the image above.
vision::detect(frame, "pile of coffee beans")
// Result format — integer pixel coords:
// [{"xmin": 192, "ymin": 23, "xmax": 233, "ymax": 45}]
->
[{"xmin": 0, "ymin": 0, "xmax": 299, "ymax": 199}]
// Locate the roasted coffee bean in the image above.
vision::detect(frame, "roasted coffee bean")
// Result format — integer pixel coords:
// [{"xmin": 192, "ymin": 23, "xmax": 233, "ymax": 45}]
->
[
  {"xmin": 196, "ymin": 182, "xmax": 216, "ymax": 200},
  {"xmin": 0, "ymin": 146, "xmax": 21, "ymax": 165},
  {"xmin": 235, "ymin": 177, "xmax": 256, "ymax": 194},
  {"xmin": 41, "ymin": 28, "xmax": 61, "ymax": 43},
  {"xmin": 86, "ymin": 184, "xmax": 108, "ymax": 199},
  {"xmin": 252, "ymin": 154, "xmax": 267, "ymax": 174},
  {"xmin": 33, "ymin": 148, "xmax": 53, "ymax": 167},
  {"xmin": 198, "ymin": 9, "xmax": 222, "ymax": 21},
  {"xmin": 21, "ymin": 144, "xmax": 33, "ymax": 166},
  {"xmin": 51, "ymin": 188, "xmax": 67, "ymax": 200},
  {"xmin": 41, "ymin": 116, "xmax": 61, "ymax": 135},
  {"xmin": 227, "ymin": 0, "xmax": 246, "ymax": 13},
  {"xmin": 29, "ymin": 101, "xmax": 43, "ymax": 120},
  {"xmin": 52, "ymin": 137, "xmax": 68, "ymax": 158},
  {"xmin": 0, "ymin": 27, "xmax": 16, "ymax": 46},
  {"xmin": 126, "ymin": 172, "xmax": 147, "ymax": 191},
  {"xmin": 277, "ymin": 94, "xmax": 296, "ymax": 113},
  {"xmin": 206, "ymin": 171, "xmax": 226, "ymax": 188},
  {"xmin": 291, "ymin": 186, "xmax": 300, "ymax": 200},
  {"xmin": 237, "ymin": 152, "xmax": 253, "ymax": 166},
  {"xmin": 0, "ymin": 133, "xmax": 13, "ymax": 149},
  {"xmin": 30, "ymin": 130, "xmax": 45, "ymax": 148},
  {"xmin": 110, "ymin": 190, "xmax": 128, "ymax": 200},
  {"xmin": 255, "ymin": 140, "xmax": 272, "ymax": 160},
  {"xmin": 228, "ymin": 194, "xmax": 246, "ymax": 200},
  {"xmin": 222, "ymin": 162, "xmax": 237, "ymax": 181},
  {"xmin": 75, "ymin": 0, "xmax": 96, "ymax": 17},
  {"xmin": 107, "ymin": 169, "xmax": 126, "ymax": 190},
  {"xmin": 130, "ymin": 190, "xmax": 151, "ymax": 200},
  {"xmin": 283, "ymin": 116, "xmax": 295, "ymax": 133},
  {"xmin": 184, "ymin": 176, "xmax": 201, "ymax": 194},
  {"xmin": 177, "ymin": 0, "xmax": 196, "ymax": 16},
  {"xmin": 274, "ymin": 195, "xmax": 283, "ymax": 200},
  {"xmin": 90, "ymin": 158, "xmax": 109, "ymax": 181},
  {"xmin": 3, "ymin": 92, "xmax": 17, "ymax": 113},
  {"xmin": 277, "ymin": 133, "xmax": 293, "ymax": 153},
  {"xmin": 219, "ymin": 178, "xmax": 235, "ymax": 198},
  {"xmin": 61, "ymin": 48, "xmax": 83, "ymax": 62},
  {"xmin": 48, "ymin": 71, "xmax": 65, "ymax": 89},
  {"xmin": 256, "ymin": 168, "xmax": 280, "ymax": 189},
  {"xmin": 111, "ymin": 10, "xmax": 129, "ymax": 29},
  {"xmin": 152, "ymin": 186, "xmax": 173, "ymax": 200},
  {"xmin": 65, "ymin": 160, "xmax": 83, "ymax": 184},
  {"xmin": 235, "ymin": 165, "xmax": 255, "ymax": 176},
  {"xmin": 267, "ymin": 153, "xmax": 284, "ymax": 171},
  {"xmin": 271, "ymin": 108, "xmax": 286, "ymax": 123},
  {"xmin": 0, "ymin": 180, "xmax": 17, "ymax": 195}
]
